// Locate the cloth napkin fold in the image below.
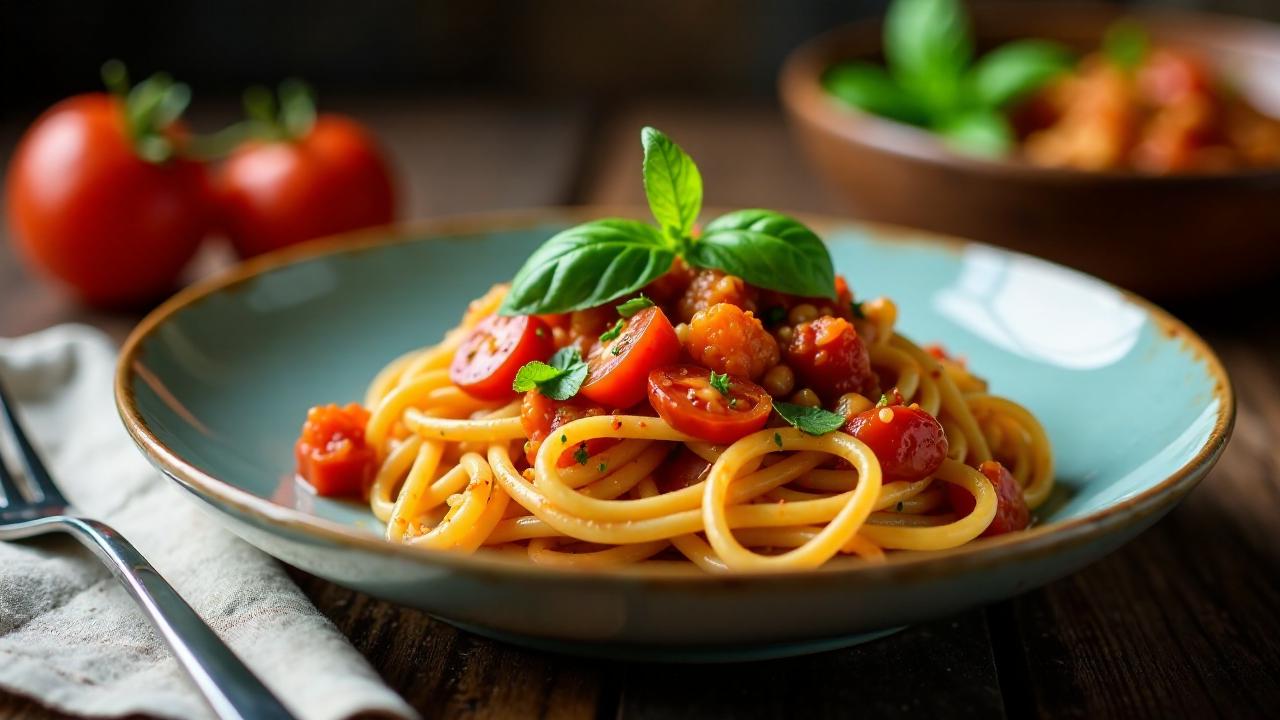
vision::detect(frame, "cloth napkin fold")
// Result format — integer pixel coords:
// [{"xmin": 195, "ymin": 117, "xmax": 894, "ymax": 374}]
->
[{"xmin": 0, "ymin": 324, "xmax": 416, "ymax": 720}]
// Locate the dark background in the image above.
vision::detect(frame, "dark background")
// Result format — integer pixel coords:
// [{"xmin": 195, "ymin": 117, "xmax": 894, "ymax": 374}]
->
[{"xmin": 4, "ymin": 0, "xmax": 1279, "ymax": 118}]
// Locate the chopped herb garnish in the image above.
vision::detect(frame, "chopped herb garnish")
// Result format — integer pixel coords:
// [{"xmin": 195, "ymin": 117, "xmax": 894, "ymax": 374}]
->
[
  {"xmin": 598, "ymin": 463, "xmax": 608, "ymax": 473},
  {"xmin": 774, "ymin": 402, "xmax": 846, "ymax": 436},
  {"xmin": 617, "ymin": 295, "xmax": 655, "ymax": 318},
  {"xmin": 560, "ymin": 434, "xmax": 568, "ymax": 444},
  {"xmin": 610, "ymin": 343, "xmax": 624, "ymax": 356},
  {"xmin": 773, "ymin": 432, "xmax": 784, "ymax": 448},
  {"xmin": 512, "ymin": 347, "xmax": 589, "ymax": 400},
  {"xmin": 877, "ymin": 393, "xmax": 889, "ymax": 408},
  {"xmin": 708, "ymin": 370, "xmax": 731, "ymax": 397},
  {"xmin": 574, "ymin": 443, "xmax": 590, "ymax": 465},
  {"xmin": 599, "ymin": 319, "xmax": 625, "ymax": 343}
]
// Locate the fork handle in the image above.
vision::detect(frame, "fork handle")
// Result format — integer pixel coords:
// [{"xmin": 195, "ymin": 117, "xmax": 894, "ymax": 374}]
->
[{"xmin": 27, "ymin": 516, "xmax": 297, "ymax": 720}]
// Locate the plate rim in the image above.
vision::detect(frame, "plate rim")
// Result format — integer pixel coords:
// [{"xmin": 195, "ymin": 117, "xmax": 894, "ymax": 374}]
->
[{"xmin": 114, "ymin": 206, "xmax": 1235, "ymax": 586}]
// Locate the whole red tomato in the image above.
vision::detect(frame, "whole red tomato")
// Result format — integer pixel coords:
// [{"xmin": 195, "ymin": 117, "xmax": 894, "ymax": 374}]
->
[
  {"xmin": 216, "ymin": 113, "xmax": 396, "ymax": 258},
  {"xmin": 5, "ymin": 92, "xmax": 209, "ymax": 306}
]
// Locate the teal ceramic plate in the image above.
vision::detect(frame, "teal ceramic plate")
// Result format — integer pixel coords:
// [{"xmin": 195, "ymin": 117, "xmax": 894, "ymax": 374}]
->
[{"xmin": 115, "ymin": 208, "xmax": 1233, "ymax": 661}]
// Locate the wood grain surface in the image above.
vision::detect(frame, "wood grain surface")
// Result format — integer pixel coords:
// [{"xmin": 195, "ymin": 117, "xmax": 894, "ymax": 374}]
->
[{"xmin": 1, "ymin": 98, "xmax": 1277, "ymax": 719}]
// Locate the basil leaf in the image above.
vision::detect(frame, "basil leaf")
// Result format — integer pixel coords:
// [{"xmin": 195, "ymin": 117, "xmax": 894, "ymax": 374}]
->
[
  {"xmin": 642, "ymin": 127, "xmax": 703, "ymax": 240},
  {"xmin": 512, "ymin": 347, "xmax": 588, "ymax": 401},
  {"xmin": 1104, "ymin": 19, "xmax": 1147, "ymax": 71},
  {"xmin": 969, "ymin": 40, "xmax": 1072, "ymax": 109},
  {"xmin": 774, "ymin": 402, "xmax": 846, "ymax": 436},
  {"xmin": 617, "ymin": 295, "xmax": 655, "ymax": 317},
  {"xmin": 885, "ymin": 0, "xmax": 973, "ymax": 113},
  {"xmin": 500, "ymin": 219, "xmax": 675, "ymax": 315},
  {"xmin": 936, "ymin": 110, "xmax": 1013, "ymax": 156},
  {"xmin": 823, "ymin": 62, "xmax": 928, "ymax": 126},
  {"xmin": 690, "ymin": 210, "xmax": 836, "ymax": 299}
]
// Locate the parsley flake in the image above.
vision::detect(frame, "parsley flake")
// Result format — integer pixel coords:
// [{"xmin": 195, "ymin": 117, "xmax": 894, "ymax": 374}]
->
[
  {"xmin": 773, "ymin": 402, "xmax": 846, "ymax": 436},
  {"xmin": 773, "ymin": 432, "xmax": 783, "ymax": 448},
  {"xmin": 513, "ymin": 347, "xmax": 588, "ymax": 401},
  {"xmin": 617, "ymin": 295, "xmax": 655, "ymax": 318},
  {"xmin": 708, "ymin": 371, "xmax": 732, "ymax": 397},
  {"xmin": 599, "ymin": 319, "xmax": 625, "ymax": 343},
  {"xmin": 598, "ymin": 462, "xmax": 608, "ymax": 473},
  {"xmin": 877, "ymin": 393, "xmax": 889, "ymax": 408},
  {"xmin": 574, "ymin": 443, "xmax": 590, "ymax": 465}
]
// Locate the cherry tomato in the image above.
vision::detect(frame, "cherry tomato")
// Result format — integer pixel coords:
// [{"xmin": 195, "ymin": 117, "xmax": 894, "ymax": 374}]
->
[
  {"xmin": 580, "ymin": 306, "xmax": 680, "ymax": 408},
  {"xmin": 295, "ymin": 403, "xmax": 376, "ymax": 497},
  {"xmin": 450, "ymin": 315, "xmax": 554, "ymax": 401},
  {"xmin": 785, "ymin": 316, "xmax": 875, "ymax": 403},
  {"xmin": 5, "ymin": 93, "xmax": 208, "ymax": 306},
  {"xmin": 949, "ymin": 460, "xmax": 1030, "ymax": 537},
  {"xmin": 844, "ymin": 404, "xmax": 948, "ymax": 482},
  {"xmin": 217, "ymin": 114, "xmax": 395, "ymax": 258},
  {"xmin": 520, "ymin": 391, "xmax": 619, "ymax": 467},
  {"xmin": 646, "ymin": 365, "xmax": 772, "ymax": 444}
]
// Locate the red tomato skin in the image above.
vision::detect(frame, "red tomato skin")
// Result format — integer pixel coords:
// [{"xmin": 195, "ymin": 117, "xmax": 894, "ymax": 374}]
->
[
  {"xmin": 519, "ymin": 391, "xmax": 618, "ymax": 467},
  {"xmin": 949, "ymin": 461, "xmax": 1031, "ymax": 537},
  {"xmin": 295, "ymin": 403, "xmax": 377, "ymax": 497},
  {"xmin": 5, "ymin": 93, "xmax": 209, "ymax": 306},
  {"xmin": 646, "ymin": 365, "xmax": 773, "ymax": 444},
  {"xmin": 450, "ymin": 315, "xmax": 555, "ymax": 402},
  {"xmin": 844, "ymin": 405, "xmax": 948, "ymax": 482},
  {"xmin": 785, "ymin": 316, "xmax": 875, "ymax": 403},
  {"xmin": 580, "ymin": 306, "xmax": 681, "ymax": 408},
  {"xmin": 216, "ymin": 114, "xmax": 395, "ymax": 258}
]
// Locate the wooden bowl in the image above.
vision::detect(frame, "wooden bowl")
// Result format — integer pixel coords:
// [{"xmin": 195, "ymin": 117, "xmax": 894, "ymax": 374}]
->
[{"xmin": 779, "ymin": 2, "xmax": 1280, "ymax": 297}]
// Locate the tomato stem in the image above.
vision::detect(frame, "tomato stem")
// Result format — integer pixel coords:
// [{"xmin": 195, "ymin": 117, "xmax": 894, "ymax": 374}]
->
[{"xmin": 242, "ymin": 79, "xmax": 317, "ymax": 142}]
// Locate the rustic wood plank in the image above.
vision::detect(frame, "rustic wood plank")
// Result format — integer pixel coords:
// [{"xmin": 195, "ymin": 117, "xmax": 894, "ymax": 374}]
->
[
  {"xmin": 615, "ymin": 616, "xmax": 1004, "ymax": 720},
  {"xmin": 994, "ymin": 337, "xmax": 1280, "ymax": 719}
]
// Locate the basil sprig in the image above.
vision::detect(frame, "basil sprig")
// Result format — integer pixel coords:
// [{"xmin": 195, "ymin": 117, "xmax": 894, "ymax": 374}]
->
[
  {"xmin": 499, "ymin": 128, "xmax": 836, "ymax": 315},
  {"xmin": 822, "ymin": 0, "xmax": 1073, "ymax": 156}
]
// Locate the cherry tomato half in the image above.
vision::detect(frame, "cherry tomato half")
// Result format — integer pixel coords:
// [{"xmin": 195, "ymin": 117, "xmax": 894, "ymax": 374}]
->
[
  {"xmin": 949, "ymin": 460, "xmax": 1030, "ymax": 537},
  {"xmin": 844, "ymin": 404, "xmax": 948, "ymax": 482},
  {"xmin": 450, "ymin": 315, "xmax": 554, "ymax": 401},
  {"xmin": 5, "ymin": 93, "xmax": 208, "ymax": 306},
  {"xmin": 295, "ymin": 403, "xmax": 376, "ymax": 497},
  {"xmin": 520, "ymin": 391, "xmax": 619, "ymax": 468},
  {"xmin": 647, "ymin": 365, "xmax": 772, "ymax": 444},
  {"xmin": 580, "ymin": 306, "xmax": 680, "ymax": 408},
  {"xmin": 217, "ymin": 114, "xmax": 395, "ymax": 258}
]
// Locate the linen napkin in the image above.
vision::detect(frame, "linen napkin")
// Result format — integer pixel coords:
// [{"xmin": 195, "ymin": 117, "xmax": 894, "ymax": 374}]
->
[{"xmin": 0, "ymin": 324, "xmax": 417, "ymax": 720}]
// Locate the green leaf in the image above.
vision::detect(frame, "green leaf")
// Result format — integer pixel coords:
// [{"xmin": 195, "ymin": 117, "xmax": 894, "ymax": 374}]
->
[
  {"xmin": 968, "ymin": 40, "xmax": 1073, "ymax": 109},
  {"xmin": 616, "ymin": 295, "xmax": 655, "ymax": 318},
  {"xmin": 599, "ymin": 319, "xmax": 625, "ymax": 343},
  {"xmin": 642, "ymin": 127, "xmax": 703, "ymax": 240},
  {"xmin": 512, "ymin": 347, "xmax": 588, "ymax": 401},
  {"xmin": 822, "ymin": 62, "xmax": 928, "ymax": 125},
  {"xmin": 774, "ymin": 402, "xmax": 846, "ymax": 436},
  {"xmin": 885, "ymin": 0, "xmax": 973, "ymax": 113},
  {"xmin": 689, "ymin": 210, "xmax": 836, "ymax": 299},
  {"xmin": 936, "ymin": 110, "xmax": 1013, "ymax": 156},
  {"xmin": 1104, "ymin": 19, "xmax": 1148, "ymax": 71},
  {"xmin": 500, "ymin": 219, "xmax": 676, "ymax": 315},
  {"xmin": 708, "ymin": 371, "xmax": 731, "ymax": 397}
]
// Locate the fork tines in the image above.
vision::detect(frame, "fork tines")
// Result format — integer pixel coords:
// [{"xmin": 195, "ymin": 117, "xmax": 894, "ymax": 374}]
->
[{"xmin": 0, "ymin": 378, "xmax": 68, "ymax": 509}]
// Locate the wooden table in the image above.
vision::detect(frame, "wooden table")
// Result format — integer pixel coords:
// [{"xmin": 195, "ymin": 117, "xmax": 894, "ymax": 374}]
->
[{"xmin": 2, "ymin": 98, "xmax": 1278, "ymax": 719}]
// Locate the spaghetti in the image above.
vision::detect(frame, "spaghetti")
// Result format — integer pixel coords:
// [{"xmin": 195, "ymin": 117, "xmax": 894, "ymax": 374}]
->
[{"xmin": 291, "ymin": 127, "xmax": 1054, "ymax": 573}]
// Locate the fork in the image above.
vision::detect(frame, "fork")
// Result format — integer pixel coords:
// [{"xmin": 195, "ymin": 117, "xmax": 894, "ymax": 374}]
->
[{"xmin": 0, "ymin": 379, "xmax": 295, "ymax": 720}]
